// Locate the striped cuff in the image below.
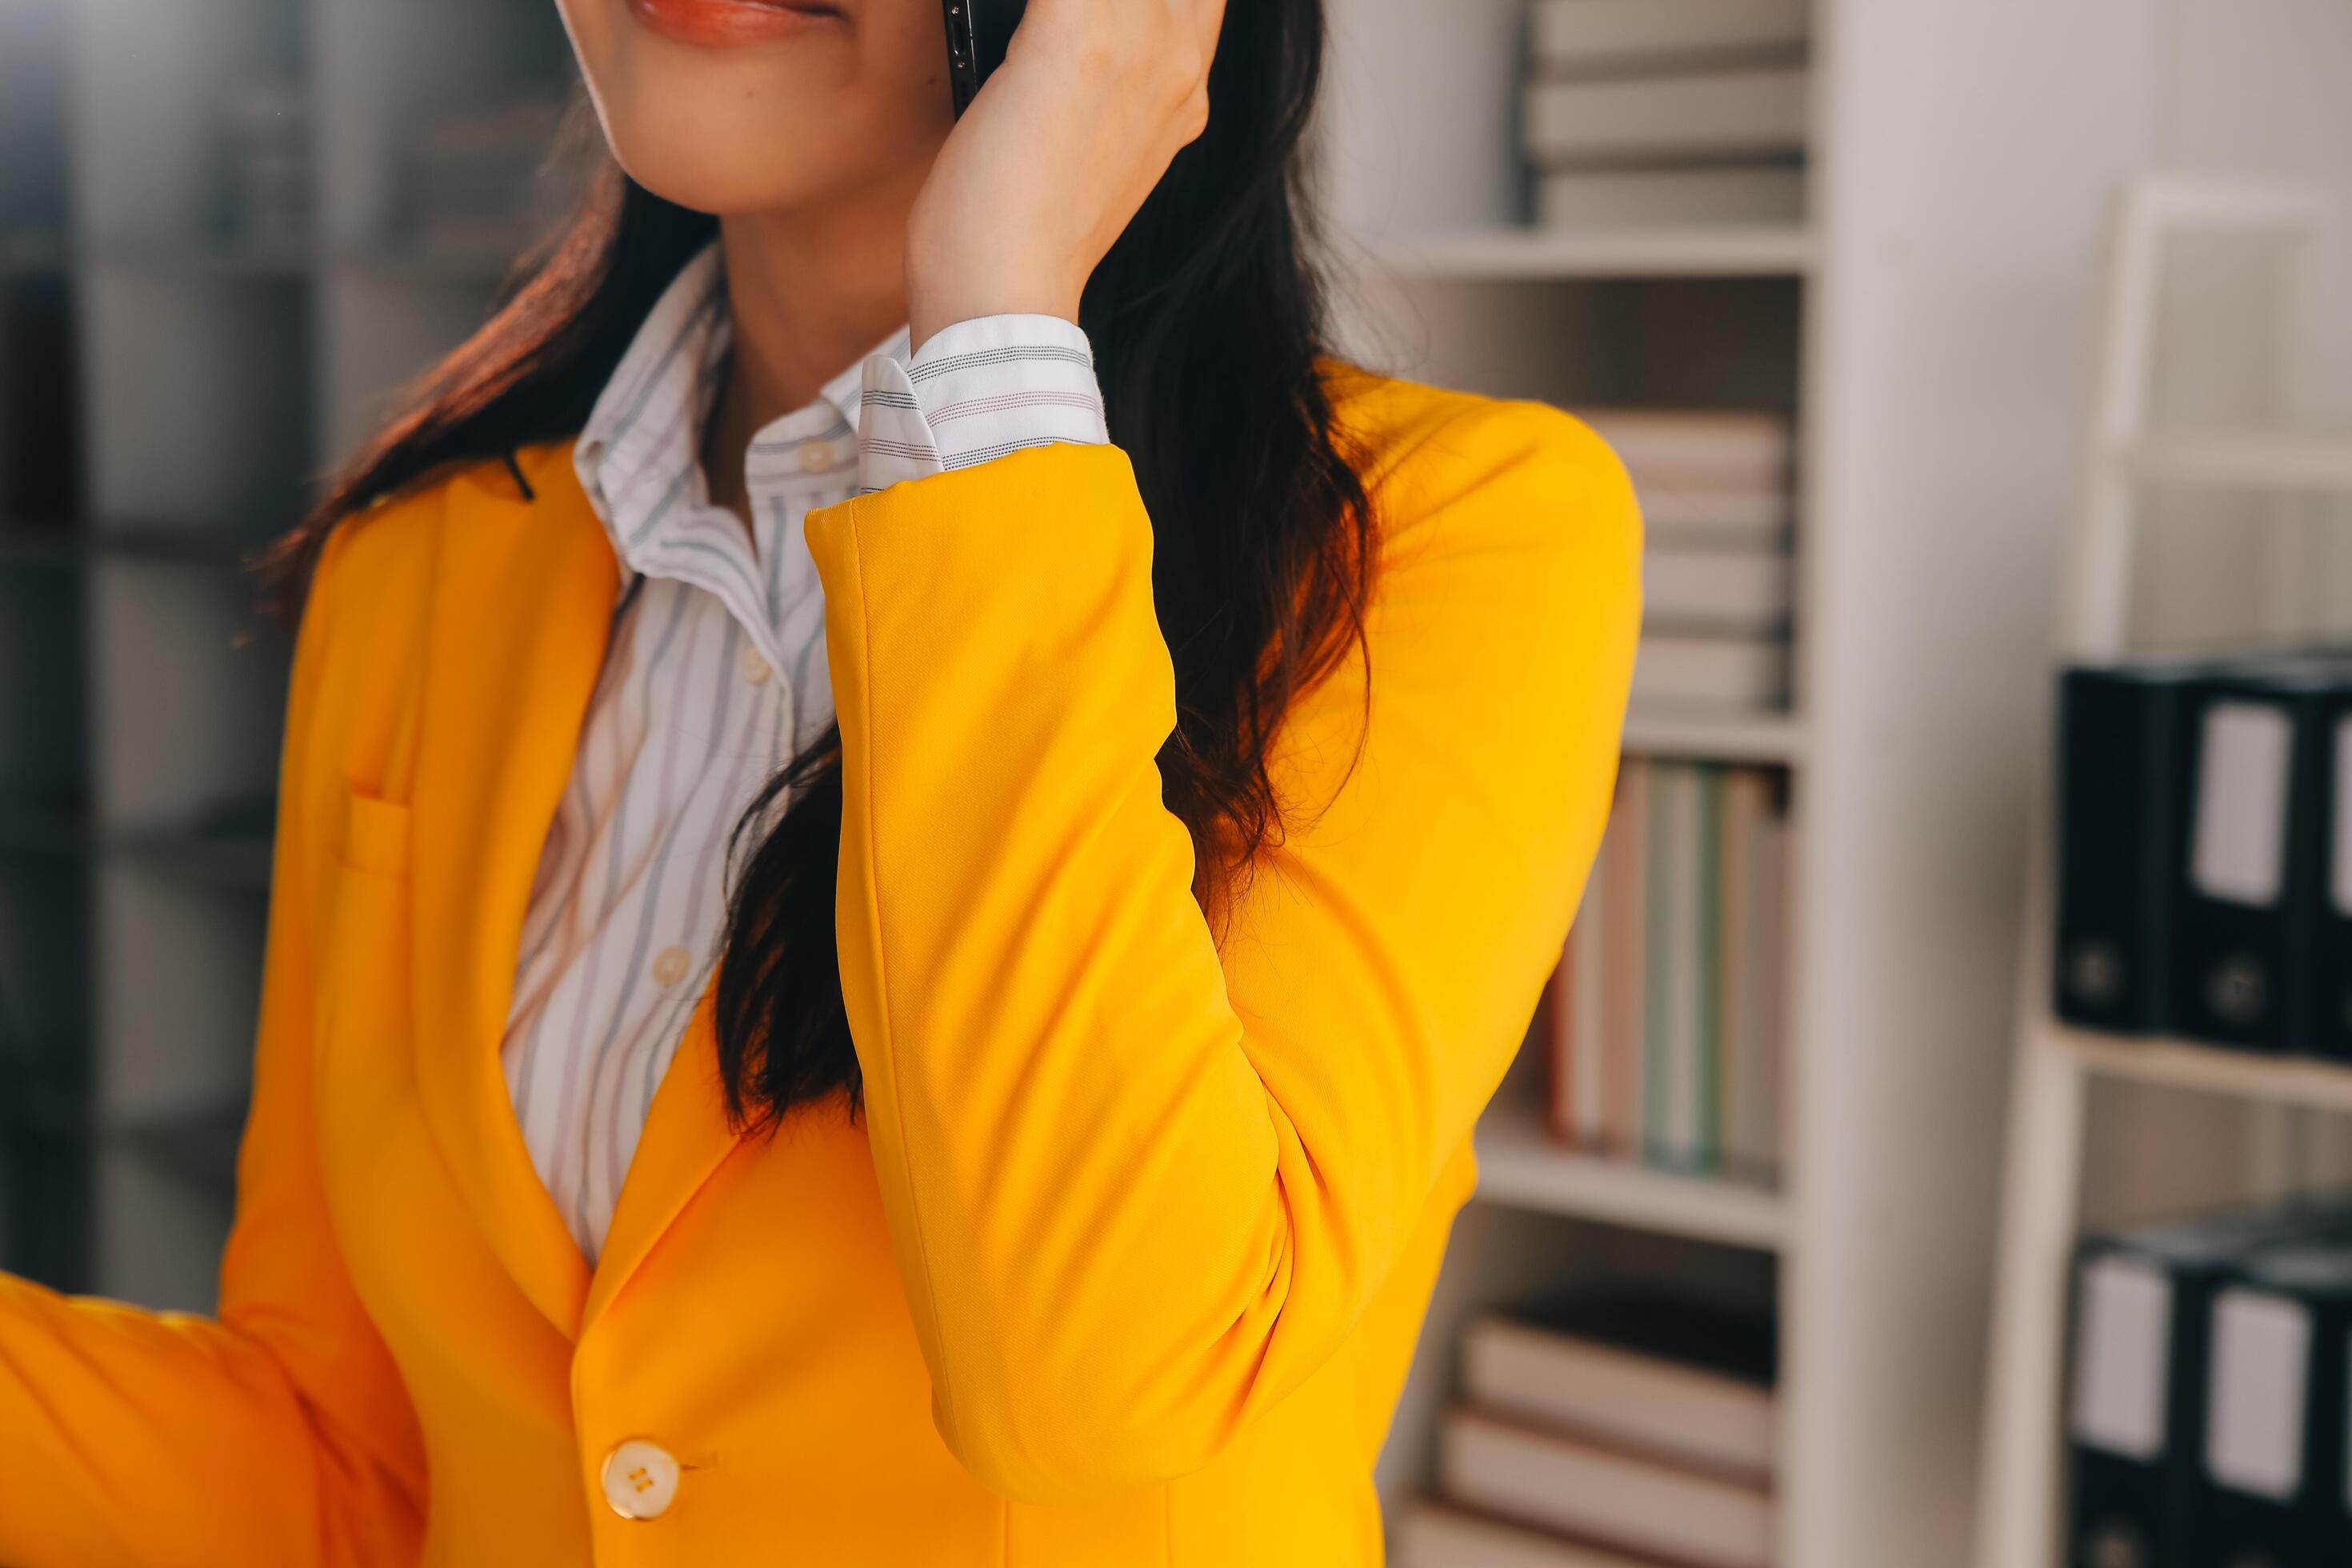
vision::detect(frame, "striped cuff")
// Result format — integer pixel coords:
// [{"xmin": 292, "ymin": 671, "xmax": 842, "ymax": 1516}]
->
[{"xmin": 857, "ymin": 314, "xmax": 1110, "ymax": 495}]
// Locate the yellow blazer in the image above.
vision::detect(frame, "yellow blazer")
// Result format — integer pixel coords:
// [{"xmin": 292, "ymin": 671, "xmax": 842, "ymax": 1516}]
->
[{"xmin": 0, "ymin": 369, "xmax": 1638, "ymax": 1566}]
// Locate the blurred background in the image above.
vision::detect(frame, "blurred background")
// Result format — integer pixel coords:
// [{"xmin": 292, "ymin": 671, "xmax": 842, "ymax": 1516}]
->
[{"xmin": 1, "ymin": 2, "xmax": 2349, "ymax": 1566}]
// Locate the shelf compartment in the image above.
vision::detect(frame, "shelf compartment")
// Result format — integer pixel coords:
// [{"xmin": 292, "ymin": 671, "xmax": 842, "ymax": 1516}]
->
[
  {"xmin": 1362, "ymin": 226, "xmax": 1819, "ymax": 282},
  {"xmin": 1474, "ymin": 1100, "xmax": 1790, "ymax": 1251},
  {"xmin": 2055, "ymin": 1020, "xmax": 2352, "ymax": 1114},
  {"xmin": 82, "ymin": 266, "xmax": 315, "ymax": 533}
]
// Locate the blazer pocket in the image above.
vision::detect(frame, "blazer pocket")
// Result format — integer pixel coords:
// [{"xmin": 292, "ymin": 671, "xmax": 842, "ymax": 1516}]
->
[{"xmin": 334, "ymin": 787, "xmax": 412, "ymax": 880}]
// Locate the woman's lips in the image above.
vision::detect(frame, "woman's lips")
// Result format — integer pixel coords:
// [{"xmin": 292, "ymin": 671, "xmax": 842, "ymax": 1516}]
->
[{"xmin": 625, "ymin": 0, "xmax": 842, "ymax": 47}]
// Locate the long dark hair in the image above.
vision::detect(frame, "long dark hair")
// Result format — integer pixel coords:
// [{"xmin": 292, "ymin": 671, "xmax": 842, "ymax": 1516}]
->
[{"xmin": 262, "ymin": 0, "xmax": 1372, "ymax": 1133}]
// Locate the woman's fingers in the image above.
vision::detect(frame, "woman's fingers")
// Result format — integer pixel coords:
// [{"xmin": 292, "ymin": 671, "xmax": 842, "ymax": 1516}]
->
[{"xmin": 902, "ymin": 0, "xmax": 1230, "ymax": 343}]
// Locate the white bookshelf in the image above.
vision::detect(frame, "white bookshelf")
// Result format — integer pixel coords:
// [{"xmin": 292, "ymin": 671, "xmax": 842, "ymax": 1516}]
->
[{"xmin": 1324, "ymin": 2, "xmax": 2170, "ymax": 1563}]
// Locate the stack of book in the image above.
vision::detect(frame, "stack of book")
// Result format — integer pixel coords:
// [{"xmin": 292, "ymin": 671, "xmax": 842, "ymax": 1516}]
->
[
  {"xmin": 406, "ymin": 94, "xmax": 578, "ymax": 262},
  {"xmin": 2056, "ymin": 650, "xmax": 2352, "ymax": 1058},
  {"xmin": 223, "ymin": 79, "xmax": 310, "ymax": 253},
  {"xmin": 1577, "ymin": 407, "xmax": 1797, "ymax": 714},
  {"xmin": 2066, "ymin": 1198, "xmax": 2352, "ymax": 1566},
  {"xmin": 1400, "ymin": 1294, "xmax": 1778, "ymax": 1567},
  {"xmin": 1544, "ymin": 758, "xmax": 1789, "ymax": 1182},
  {"xmin": 1522, "ymin": 0, "xmax": 1811, "ymax": 231}
]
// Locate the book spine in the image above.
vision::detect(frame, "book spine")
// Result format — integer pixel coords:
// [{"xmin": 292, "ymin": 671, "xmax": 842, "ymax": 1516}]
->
[
  {"xmin": 1695, "ymin": 766, "xmax": 1725, "ymax": 1170},
  {"xmin": 1603, "ymin": 761, "xmax": 1650, "ymax": 1157},
  {"xmin": 1642, "ymin": 763, "xmax": 1677, "ymax": 1164},
  {"xmin": 1752, "ymin": 798, "xmax": 1791, "ymax": 1178},
  {"xmin": 1652, "ymin": 764, "xmax": 1702, "ymax": 1170},
  {"xmin": 2318, "ymin": 698, "xmax": 2352, "ymax": 1062},
  {"xmin": 1545, "ymin": 938, "xmax": 1576, "ymax": 1142},
  {"xmin": 1573, "ymin": 849, "xmax": 1610, "ymax": 1148},
  {"xmin": 1718, "ymin": 769, "xmax": 1767, "ymax": 1178},
  {"xmin": 2166, "ymin": 678, "xmax": 2326, "ymax": 1050}
]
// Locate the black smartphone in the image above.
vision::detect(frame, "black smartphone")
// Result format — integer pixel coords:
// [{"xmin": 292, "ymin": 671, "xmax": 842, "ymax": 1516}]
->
[{"xmin": 943, "ymin": 0, "xmax": 1026, "ymax": 116}]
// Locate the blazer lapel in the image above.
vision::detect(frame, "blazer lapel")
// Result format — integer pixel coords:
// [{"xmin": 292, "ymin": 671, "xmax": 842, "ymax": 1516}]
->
[
  {"xmin": 409, "ymin": 445, "xmax": 613, "ymax": 1339},
  {"xmin": 582, "ymin": 984, "xmax": 744, "ymax": 1334}
]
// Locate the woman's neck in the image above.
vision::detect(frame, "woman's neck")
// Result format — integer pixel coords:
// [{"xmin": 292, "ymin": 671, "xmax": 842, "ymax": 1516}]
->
[{"xmin": 702, "ymin": 190, "xmax": 917, "ymax": 526}]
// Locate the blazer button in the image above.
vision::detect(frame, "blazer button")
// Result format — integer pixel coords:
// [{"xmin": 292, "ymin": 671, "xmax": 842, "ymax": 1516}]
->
[{"xmin": 602, "ymin": 1439, "xmax": 681, "ymax": 1520}]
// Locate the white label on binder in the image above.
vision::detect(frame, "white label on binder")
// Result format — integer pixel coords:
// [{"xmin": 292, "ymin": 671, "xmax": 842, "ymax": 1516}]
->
[
  {"xmin": 2192, "ymin": 703, "xmax": 2293, "ymax": 906},
  {"xmin": 2334, "ymin": 717, "xmax": 2352, "ymax": 916},
  {"xmin": 2069, "ymin": 1257, "xmax": 2171, "ymax": 1459},
  {"xmin": 2206, "ymin": 1289, "xmax": 2310, "ymax": 1499}
]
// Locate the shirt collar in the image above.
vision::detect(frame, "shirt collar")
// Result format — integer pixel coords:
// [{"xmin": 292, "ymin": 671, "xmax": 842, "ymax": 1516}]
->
[{"xmin": 571, "ymin": 238, "xmax": 910, "ymax": 570}]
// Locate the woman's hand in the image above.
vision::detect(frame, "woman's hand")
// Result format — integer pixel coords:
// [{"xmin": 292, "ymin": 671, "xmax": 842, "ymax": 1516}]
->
[{"xmin": 905, "ymin": 0, "xmax": 1227, "ymax": 349}]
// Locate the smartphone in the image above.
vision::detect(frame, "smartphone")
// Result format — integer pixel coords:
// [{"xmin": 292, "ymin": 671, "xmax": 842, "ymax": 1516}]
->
[{"xmin": 943, "ymin": 0, "xmax": 1026, "ymax": 116}]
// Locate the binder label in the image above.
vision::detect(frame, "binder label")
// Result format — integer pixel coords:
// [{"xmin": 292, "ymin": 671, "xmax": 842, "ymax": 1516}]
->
[
  {"xmin": 2192, "ymin": 702, "xmax": 2292, "ymax": 907},
  {"xmin": 2206, "ymin": 1289, "xmax": 2310, "ymax": 1499},
  {"xmin": 2069, "ymin": 1257, "xmax": 2171, "ymax": 1459}
]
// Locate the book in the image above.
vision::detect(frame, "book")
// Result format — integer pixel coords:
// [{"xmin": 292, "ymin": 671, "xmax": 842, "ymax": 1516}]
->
[
  {"xmin": 2193, "ymin": 1242, "xmax": 2352, "ymax": 1563},
  {"xmin": 1638, "ymin": 486, "xmax": 1797, "ymax": 551},
  {"xmin": 1392, "ymin": 1503, "xmax": 1658, "ymax": 1568},
  {"xmin": 1646, "ymin": 546, "xmax": 1794, "ymax": 634},
  {"xmin": 1550, "ymin": 873, "xmax": 1610, "ymax": 1149},
  {"xmin": 1441, "ymin": 1410, "xmax": 1774, "ymax": 1568},
  {"xmin": 1550, "ymin": 762, "xmax": 1786, "ymax": 1177},
  {"xmin": 1526, "ymin": 69, "xmax": 1810, "ymax": 166},
  {"xmin": 1462, "ymin": 1294, "xmax": 1776, "ymax": 1476},
  {"xmin": 1719, "ymin": 770, "xmax": 1786, "ymax": 1180},
  {"xmin": 1600, "ymin": 762, "xmax": 1650, "ymax": 1155},
  {"xmin": 1644, "ymin": 765, "xmax": 1706, "ymax": 1168},
  {"xmin": 2054, "ymin": 661, "xmax": 2209, "ymax": 1034},
  {"xmin": 2066, "ymin": 1203, "xmax": 2352, "ymax": 1568},
  {"xmin": 1537, "ymin": 164, "xmax": 1806, "ymax": 230},
  {"xmin": 1634, "ymin": 634, "xmax": 1790, "ymax": 710},
  {"xmin": 1531, "ymin": 0, "xmax": 1811, "ymax": 77},
  {"xmin": 2312, "ymin": 681, "xmax": 2352, "ymax": 1062},
  {"xmin": 2165, "ymin": 663, "xmax": 2333, "ymax": 1050},
  {"xmin": 1576, "ymin": 408, "xmax": 1795, "ymax": 493}
]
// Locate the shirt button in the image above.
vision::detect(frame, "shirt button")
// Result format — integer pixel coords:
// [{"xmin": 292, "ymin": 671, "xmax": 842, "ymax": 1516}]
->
[
  {"xmin": 651, "ymin": 946, "xmax": 691, "ymax": 986},
  {"xmin": 602, "ymin": 1439, "xmax": 681, "ymax": 1521},
  {"xmin": 799, "ymin": 439, "xmax": 838, "ymax": 474},
  {"xmin": 740, "ymin": 645, "xmax": 773, "ymax": 686}
]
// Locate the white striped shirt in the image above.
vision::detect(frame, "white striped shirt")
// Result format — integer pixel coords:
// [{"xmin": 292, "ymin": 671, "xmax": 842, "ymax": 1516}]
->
[{"xmin": 502, "ymin": 241, "xmax": 1110, "ymax": 1262}]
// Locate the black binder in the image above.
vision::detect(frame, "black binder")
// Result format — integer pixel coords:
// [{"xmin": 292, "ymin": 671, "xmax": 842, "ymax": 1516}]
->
[
  {"xmin": 2310, "ymin": 681, "xmax": 2352, "ymax": 1062},
  {"xmin": 2191, "ymin": 1241, "xmax": 2352, "ymax": 1566},
  {"xmin": 2068, "ymin": 1205, "xmax": 2352, "ymax": 1568},
  {"xmin": 2055, "ymin": 662, "xmax": 2206, "ymax": 1031},
  {"xmin": 2166, "ymin": 665, "xmax": 2335, "ymax": 1051}
]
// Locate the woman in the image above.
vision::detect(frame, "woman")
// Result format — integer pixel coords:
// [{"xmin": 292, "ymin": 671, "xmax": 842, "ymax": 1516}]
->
[{"xmin": 0, "ymin": 0, "xmax": 1637, "ymax": 1561}]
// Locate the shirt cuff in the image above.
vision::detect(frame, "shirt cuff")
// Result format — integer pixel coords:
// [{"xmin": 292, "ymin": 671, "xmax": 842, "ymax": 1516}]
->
[{"xmin": 857, "ymin": 314, "xmax": 1110, "ymax": 495}]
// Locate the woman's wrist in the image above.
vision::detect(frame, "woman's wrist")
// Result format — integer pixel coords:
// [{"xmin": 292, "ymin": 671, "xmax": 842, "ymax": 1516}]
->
[{"xmin": 905, "ymin": 266, "xmax": 1085, "ymax": 357}]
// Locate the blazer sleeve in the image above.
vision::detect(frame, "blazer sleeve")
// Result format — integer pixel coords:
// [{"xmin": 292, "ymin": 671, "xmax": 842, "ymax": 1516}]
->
[
  {"xmin": 0, "ymin": 522, "xmax": 427, "ymax": 1568},
  {"xmin": 804, "ymin": 393, "xmax": 1642, "ymax": 1505}
]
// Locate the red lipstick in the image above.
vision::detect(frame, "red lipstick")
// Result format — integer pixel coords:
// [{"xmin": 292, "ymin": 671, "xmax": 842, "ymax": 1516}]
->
[{"xmin": 626, "ymin": 0, "xmax": 842, "ymax": 47}]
